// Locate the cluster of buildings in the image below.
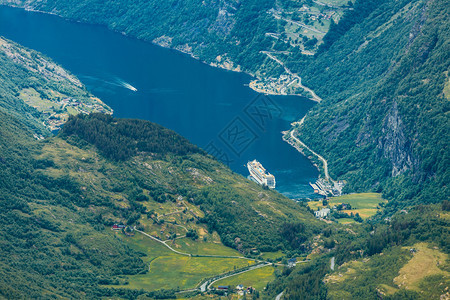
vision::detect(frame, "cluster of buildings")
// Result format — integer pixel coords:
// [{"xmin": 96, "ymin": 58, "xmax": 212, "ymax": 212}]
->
[
  {"xmin": 216, "ymin": 285, "xmax": 256, "ymax": 297},
  {"xmin": 41, "ymin": 97, "xmax": 112, "ymax": 132},
  {"xmin": 310, "ymin": 178, "xmax": 344, "ymax": 197},
  {"xmin": 249, "ymin": 74, "xmax": 300, "ymax": 96}
]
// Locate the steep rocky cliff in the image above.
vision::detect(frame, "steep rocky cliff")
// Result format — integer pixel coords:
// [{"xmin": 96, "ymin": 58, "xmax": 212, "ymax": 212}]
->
[{"xmin": 294, "ymin": 0, "xmax": 449, "ymax": 206}]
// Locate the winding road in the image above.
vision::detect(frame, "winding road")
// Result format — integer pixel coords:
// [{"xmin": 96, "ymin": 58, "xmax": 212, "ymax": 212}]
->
[
  {"xmin": 271, "ymin": 13, "xmax": 326, "ymax": 34},
  {"xmin": 204, "ymin": 263, "xmax": 271, "ymax": 291},
  {"xmin": 134, "ymin": 228, "xmax": 310, "ymax": 293},
  {"xmin": 135, "ymin": 228, "xmax": 192, "ymax": 256},
  {"xmin": 262, "ymin": 51, "xmax": 322, "ymax": 102},
  {"xmin": 288, "ymin": 126, "xmax": 331, "ymax": 181}
]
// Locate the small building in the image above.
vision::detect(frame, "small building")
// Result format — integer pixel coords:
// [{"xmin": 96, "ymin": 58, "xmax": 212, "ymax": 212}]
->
[
  {"xmin": 288, "ymin": 258, "xmax": 296, "ymax": 268},
  {"xmin": 217, "ymin": 285, "xmax": 228, "ymax": 290},
  {"xmin": 112, "ymin": 224, "xmax": 126, "ymax": 230},
  {"xmin": 236, "ymin": 284, "xmax": 244, "ymax": 290},
  {"xmin": 315, "ymin": 208, "xmax": 330, "ymax": 218}
]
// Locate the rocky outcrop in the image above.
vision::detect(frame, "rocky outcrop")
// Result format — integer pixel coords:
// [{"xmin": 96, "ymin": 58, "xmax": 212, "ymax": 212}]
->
[{"xmin": 377, "ymin": 102, "xmax": 415, "ymax": 177}]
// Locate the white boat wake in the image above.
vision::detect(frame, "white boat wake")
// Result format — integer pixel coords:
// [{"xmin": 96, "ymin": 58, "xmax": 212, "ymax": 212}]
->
[
  {"xmin": 79, "ymin": 75, "xmax": 138, "ymax": 92},
  {"xmin": 115, "ymin": 78, "xmax": 137, "ymax": 92}
]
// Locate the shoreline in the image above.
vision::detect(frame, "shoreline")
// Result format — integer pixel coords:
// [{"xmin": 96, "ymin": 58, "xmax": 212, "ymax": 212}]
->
[
  {"xmin": 1, "ymin": 3, "xmax": 320, "ymax": 102},
  {"xmin": 248, "ymin": 79, "xmax": 315, "ymax": 99}
]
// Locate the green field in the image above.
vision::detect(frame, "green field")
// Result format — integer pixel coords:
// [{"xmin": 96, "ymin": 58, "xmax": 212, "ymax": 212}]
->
[
  {"xmin": 308, "ymin": 193, "xmax": 387, "ymax": 219},
  {"xmin": 111, "ymin": 233, "xmax": 255, "ymax": 291},
  {"xmin": 260, "ymin": 250, "xmax": 285, "ymax": 261},
  {"xmin": 173, "ymin": 238, "xmax": 242, "ymax": 256},
  {"xmin": 213, "ymin": 265, "xmax": 276, "ymax": 291},
  {"xmin": 337, "ymin": 218, "xmax": 357, "ymax": 224}
]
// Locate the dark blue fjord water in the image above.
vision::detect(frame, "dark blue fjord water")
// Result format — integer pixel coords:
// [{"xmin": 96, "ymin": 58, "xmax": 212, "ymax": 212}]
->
[{"xmin": 0, "ymin": 5, "xmax": 320, "ymax": 199}]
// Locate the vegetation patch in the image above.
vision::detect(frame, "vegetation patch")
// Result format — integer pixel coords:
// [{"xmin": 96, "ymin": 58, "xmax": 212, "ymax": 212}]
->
[
  {"xmin": 213, "ymin": 265, "xmax": 276, "ymax": 291},
  {"xmin": 393, "ymin": 243, "xmax": 449, "ymax": 293},
  {"xmin": 112, "ymin": 234, "xmax": 253, "ymax": 291},
  {"xmin": 325, "ymin": 247, "xmax": 412, "ymax": 299},
  {"xmin": 308, "ymin": 193, "xmax": 386, "ymax": 220}
]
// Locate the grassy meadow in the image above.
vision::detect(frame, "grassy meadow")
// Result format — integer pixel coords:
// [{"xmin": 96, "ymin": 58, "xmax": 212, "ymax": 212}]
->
[
  {"xmin": 213, "ymin": 265, "xmax": 276, "ymax": 291},
  {"xmin": 308, "ymin": 193, "xmax": 387, "ymax": 219},
  {"xmin": 111, "ymin": 233, "xmax": 255, "ymax": 291}
]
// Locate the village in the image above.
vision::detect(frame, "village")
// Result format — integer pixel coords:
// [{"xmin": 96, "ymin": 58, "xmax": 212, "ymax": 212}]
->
[
  {"xmin": 43, "ymin": 97, "xmax": 112, "ymax": 132},
  {"xmin": 249, "ymin": 74, "xmax": 305, "ymax": 96},
  {"xmin": 307, "ymin": 193, "xmax": 388, "ymax": 224},
  {"xmin": 18, "ymin": 86, "xmax": 113, "ymax": 133}
]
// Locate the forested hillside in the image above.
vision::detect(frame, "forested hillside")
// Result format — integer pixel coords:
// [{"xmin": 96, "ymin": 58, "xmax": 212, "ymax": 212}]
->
[
  {"xmin": 0, "ymin": 37, "xmax": 111, "ymax": 135},
  {"xmin": 1, "ymin": 0, "xmax": 352, "ymax": 94},
  {"xmin": 3, "ymin": 0, "xmax": 448, "ymax": 210},
  {"xmin": 58, "ymin": 113, "xmax": 321, "ymax": 252},
  {"xmin": 0, "ymin": 37, "xmax": 322, "ymax": 297},
  {"xmin": 265, "ymin": 203, "xmax": 449, "ymax": 299},
  {"xmin": 0, "ymin": 110, "xmax": 148, "ymax": 298},
  {"xmin": 292, "ymin": 0, "xmax": 449, "ymax": 208}
]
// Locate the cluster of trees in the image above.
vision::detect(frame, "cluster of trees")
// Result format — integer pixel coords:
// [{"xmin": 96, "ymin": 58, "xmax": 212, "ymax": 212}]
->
[
  {"xmin": 195, "ymin": 185, "xmax": 321, "ymax": 253},
  {"xmin": 264, "ymin": 203, "xmax": 449, "ymax": 299},
  {"xmin": 61, "ymin": 113, "xmax": 203, "ymax": 161},
  {"xmin": 186, "ymin": 229, "xmax": 199, "ymax": 240},
  {"xmin": 0, "ymin": 110, "xmax": 148, "ymax": 298}
]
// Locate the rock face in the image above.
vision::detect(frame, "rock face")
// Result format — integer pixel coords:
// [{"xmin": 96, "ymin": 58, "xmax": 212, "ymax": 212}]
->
[
  {"xmin": 293, "ymin": 0, "xmax": 449, "ymax": 203},
  {"xmin": 378, "ymin": 102, "xmax": 414, "ymax": 177}
]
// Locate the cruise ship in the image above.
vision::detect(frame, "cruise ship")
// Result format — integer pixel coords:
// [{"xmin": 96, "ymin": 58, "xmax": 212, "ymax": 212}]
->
[{"xmin": 247, "ymin": 160, "xmax": 276, "ymax": 189}]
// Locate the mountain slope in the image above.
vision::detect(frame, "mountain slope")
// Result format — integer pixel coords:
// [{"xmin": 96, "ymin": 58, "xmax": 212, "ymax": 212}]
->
[
  {"xmin": 0, "ymin": 0, "xmax": 352, "ymax": 95},
  {"xmin": 3, "ymin": 0, "xmax": 448, "ymax": 210},
  {"xmin": 291, "ymin": 0, "xmax": 449, "ymax": 208},
  {"xmin": 0, "ymin": 37, "xmax": 111, "ymax": 135},
  {"xmin": 0, "ymin": 37, "xmax": 321, "ymax": 297},
  {"xmin": 56, "ymin": 113, "xmax": 321, "ymax": 252},
  {"xmin": 0, "ymin": 109, "xmax": 148, "ymax": 298}
]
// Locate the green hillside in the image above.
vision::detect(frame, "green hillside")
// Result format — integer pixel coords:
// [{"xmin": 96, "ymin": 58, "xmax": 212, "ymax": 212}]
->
[
  {"xmin": 0, "ymin": 1, "xmax": 448, "ymax": 298},
  {"xmin": 4, "ymin": 0, "xmax": 448, "ymax": 210},
  {"xmin": 264, "ymin": 203, "xmax": 449, "ymax": 299},
  {"xmin": 56, "ymin": 113, "xmax": 321, "ymax": 253},
  {"xmin": 0, "ymin": 37, "xmax": 321, "ymax": 298},
  {"xmin": 292, "ymin": 0, "xmax": 449, "ymax": 208},
  {"xmin": 0, "ymin": 110, "xmax": 147, "ymax": 298}
]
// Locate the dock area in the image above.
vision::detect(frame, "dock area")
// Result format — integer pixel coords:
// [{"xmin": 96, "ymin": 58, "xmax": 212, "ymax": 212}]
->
[{"xmin": 310, "ymin": 178, "xmax": 344, "ymax": 197}]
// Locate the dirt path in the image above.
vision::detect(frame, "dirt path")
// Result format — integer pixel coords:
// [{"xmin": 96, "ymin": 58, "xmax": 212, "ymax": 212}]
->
[{"xmin": 136, "ymin": 228, "xmax": 192, "ymax": 256}]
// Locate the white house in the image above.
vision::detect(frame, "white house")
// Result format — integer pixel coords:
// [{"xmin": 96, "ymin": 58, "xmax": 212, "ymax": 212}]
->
[{"xmin": 315, "ymin": 208, "xmax": 330, "ymax": 218}]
